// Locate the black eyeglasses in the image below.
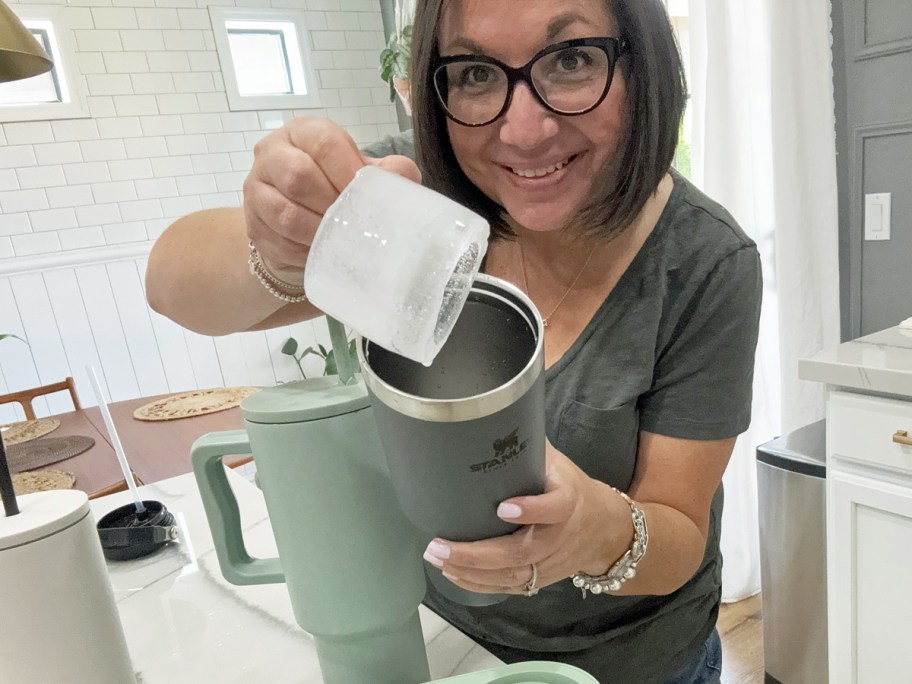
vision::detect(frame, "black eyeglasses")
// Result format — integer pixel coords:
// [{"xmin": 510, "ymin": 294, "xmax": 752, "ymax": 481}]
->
[{"xmin": 432, "ymin": 37, "xmax": 629, "ymax": 127}]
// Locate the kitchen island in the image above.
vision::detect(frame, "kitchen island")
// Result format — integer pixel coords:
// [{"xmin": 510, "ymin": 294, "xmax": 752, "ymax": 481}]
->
[{"xmin": 799, "ymin": 324, "xmax": 912, "ymax": 684}]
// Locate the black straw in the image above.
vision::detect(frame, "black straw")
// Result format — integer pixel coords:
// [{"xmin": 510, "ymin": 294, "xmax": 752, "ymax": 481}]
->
[{"xmin": 0, "ymin": 431, "xmax": 20, "ymax": 517}]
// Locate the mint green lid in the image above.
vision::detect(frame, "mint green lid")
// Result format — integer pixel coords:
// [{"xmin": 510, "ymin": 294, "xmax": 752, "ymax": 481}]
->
[
  {"xmin": 432, "ymin": 661, "xmax": 599, "ymax": 684},
  {"xmin": 240, "ymin": 376, "xmax": 370, "ymax": 424}
]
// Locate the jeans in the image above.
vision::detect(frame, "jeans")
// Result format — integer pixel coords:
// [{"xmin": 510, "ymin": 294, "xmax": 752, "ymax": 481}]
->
[{"xmin": 664, "ymin": 629, "xmax": 723, "ymax": 684}]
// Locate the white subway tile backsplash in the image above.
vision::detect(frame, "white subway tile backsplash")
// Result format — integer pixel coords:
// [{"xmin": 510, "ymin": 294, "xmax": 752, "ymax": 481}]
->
[
  {"xmin": 180, "ymin": 112, "xmax": 222, "ymax": 134},
  {"xmin": 76, "ymin": 202, "xmax": 122, "ymax": 227},
  {"xmin": 332, "ymin": 50, "xmax": 366, "ymax": 69},
  {"xmin": 92, "ymin": 180, "xmax": 138, "ymax": 203},
  {"xmin": 356, "ymin": 10, "xmax": 381, "ymax": 31},
  {"xmin": 98, "ymin": 117, "xmax": 143, "ymax": 138},
  {"xmin": 199, "ymin": 191, "xmax": 239, "ymax": 209},
  {"xmin": 188, "ymin": 51, "xmax": 219, "ymax": 71},
  {"xmin": 139, "ymin": 114, "xmax": 184, "ymax": 136},
  {"xmin": 113, "ymin": 94, "xmax": 159, "ymax": 116},
  {"xmin": 0, "ymin": 237, "xmax": 13, "ymax": 260},
  {"xmin": 163, "ymin": 29, "xmax": 205, "ymax": 51},
  {"xmin": 109, "ymin": 158, "xmax": 155, "ymax": 180},
  {"xmin": 47, "ymin": 185, "xmax": 96, "ymax": 208},
  {"xmin": 102, "ymin": 221, "xmax": 148, "ymax": 244},
  {"xmin": 145, "ymin": 217, "xmax": 172, "ymax": 239},
  {"xmin": 219, "ymin": 112, "xmax": 260, "ymax": 132},
  {"xmin": 150, "ymin": 155, "xmax": 193, "ymax": 177},
  {"xmin": 176, "ymin": 8, "xmax": 210, "ymax": 28},
  {"xmin": 257, "ymin": 110, "xmax": 291, "ymax": 130},
  {"xmin": 195, "ymin": 92, "xmax": 228, "ymax": 112},
  {"xmin": 74, "ymin": 30, "xmax": 124, "ymax": 52},
  {"xmin": 91, "ymin": 7, "xmax": 139, "ymax": 29},
  {"xmin": 242, "ymin": 130, "xmax": 268, "ymax": 148},
  {"xmin": 156, "ymin": 93, "xmax": 200, "ymax": 114},
  {"xmin": 4, "ymin": 121, "xmax": 54, "ymax": 145},
  {"xmin": 303, "ymin": 11, "xmax": 327, "ymax": 30},
  {"xmin": 229, "ymin": 150, "xmax": 253, "ymax": 172},
  {"xmin": 80, "ymin": 139, "xmax": 127, "ymax": 162},
  {"xmin": 132, "ymin": 73, "xmax": 176, "ymax": 94},
  {"xmin": 87, "ymin": 96, "xmax": 119, "ymax": 118},
  {"xmin": 161, "ymin": 194, "xmax": 202, "ymax": 217},
  {"xmin": 0, "ymin": 213, "xmax": 30, "ymax": 237},
  {"xmin": 176, "ymin": 174, "xmax": 216, "ymax": 196},
  {"xmin": 34, "ymin": 142, "xmax": 84, "ymax": 165},
  {"xmin": 51, "ymin": 119, "xmax": 102, "ymax": 142},
  {"xmin": 190, "ymin": 153, "xmax": 232, "ymax": 174},
  {"xmin": 119, "ymin": 29, "xmax": 166, "ymax": 50},
  {"xmin": 17, "ymin": 166, "xmax": 67, "ymax": 189},
  {"xmin": 165, "ymin": 134, "xmax": 208, "ymax": 155},
  {"xmin": 0, "ymin": 189, "xmax": 49, "ymax": 213},
  {"xmin": 59, "ymin": 226, "xmax": 107, "ymax": 250},
  {"xmin": 87, "ymin": 73, "xmax": 135, "ymax": 96},
  {"xmin": 62, "ymin": 163, "xmax": 111, "ymax": 188},
  {"xmin": 325, "ymin": 11, "xmax": 359, "ymax": 31},
  {"xmin": 204, "ymin": 132, "xmax": 245, "ymax": 152},
  {"xmin": 119, "ymin": 198, "xmax": 164, "ymax": 221},
  {"xmin": 173, "ymin": 72, "xmax": 214, "ymax": 92},
  {"xmin": 214, "ymin": 171, "xmax": 246, "ymax": 192},
  {"xmin": 0, "ymin": 126, "xmax": 5, "ymax": 146},
  {"xmin": 63, "ymin": 7, "xmax": 96, "ymax": 29},
  {"xmin": 0, "ymin": 170, "xmax": 18, "ymax": 192},
  {"xmin": 103, "ymin": 52, "xmax": 151, "ymax": 74},
  {"xmin": 338, "ymin": 87, "xmax": 371, "ymax": 107},
  {"xmin": 11, "ymin": 232, "xmax": 62, "ymax": 257},
  {"xmin": 136, "ymin": 7, "xmax": 180, "ymax": 28},
  {"xmin": 30, "ymin": 207, "xmax": 79, "ymax": 232},
  {"xmin": 147, "ymin": 51, "xmax": 191, "ymax": 73},
  {"xmin": 135, "ymin": 177, "xmax": 179, "ymax": 198},
  {"xmin": 311, "ymin": 31, "xmax": 347, "ymax": 50}
]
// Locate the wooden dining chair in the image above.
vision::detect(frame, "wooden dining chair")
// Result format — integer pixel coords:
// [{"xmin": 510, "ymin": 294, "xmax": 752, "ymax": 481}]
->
[{"xmin": 0, "ymin": 377, "xmax": 82, "ymax": 420}]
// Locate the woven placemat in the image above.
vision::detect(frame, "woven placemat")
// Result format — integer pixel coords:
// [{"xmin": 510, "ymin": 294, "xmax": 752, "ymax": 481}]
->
[
  {"xmin": 0, "ymin": 417, "xmax": 61, "ymax": 446},
  {"xmin": 12, "ymin": 469, "xmax": 76, "ymax": 494},
  {"xmin": 133, "ymin": 387, "xmax": 261, "ymax": 422},
  {"xmin": 6, "ymin": 435, "xmax": 95, "ymax": 474}
]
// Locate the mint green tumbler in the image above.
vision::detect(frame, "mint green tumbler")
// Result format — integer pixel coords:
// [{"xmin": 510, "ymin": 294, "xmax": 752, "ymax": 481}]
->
[{"xmin": 191, "ymin": 376, "xmax": 430, "ymax": 684}]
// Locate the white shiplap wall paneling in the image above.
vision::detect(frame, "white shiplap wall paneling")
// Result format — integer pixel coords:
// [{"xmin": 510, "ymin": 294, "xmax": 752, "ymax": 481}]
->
[{"xmin": 0, "ymin": 278, "xmax": 45, "ymax": 422}]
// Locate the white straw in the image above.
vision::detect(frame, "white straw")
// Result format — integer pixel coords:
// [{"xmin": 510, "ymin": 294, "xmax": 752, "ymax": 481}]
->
[{"xmin": 85, "ymin": 365, "xmax": 145, "ymax": 514}]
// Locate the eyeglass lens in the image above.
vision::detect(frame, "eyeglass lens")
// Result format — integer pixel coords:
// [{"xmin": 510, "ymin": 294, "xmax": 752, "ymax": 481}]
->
[{"xmin": 435, "ymin": 44, "xmax": 612, "ymax": 126}]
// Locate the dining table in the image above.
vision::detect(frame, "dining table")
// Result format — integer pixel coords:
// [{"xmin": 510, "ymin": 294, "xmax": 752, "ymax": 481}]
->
[{"xmin": 6, "ymin": 393, "xmax": 251, "ymax": 498}]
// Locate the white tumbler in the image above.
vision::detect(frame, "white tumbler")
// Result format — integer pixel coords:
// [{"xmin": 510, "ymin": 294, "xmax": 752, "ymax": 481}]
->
[{"xmin": 0, "ymin": 489, "xmax": 136, "ymax": 684}]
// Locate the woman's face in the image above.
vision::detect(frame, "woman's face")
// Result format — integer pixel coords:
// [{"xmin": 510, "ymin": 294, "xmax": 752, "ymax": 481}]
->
[{"xmin": 438, "ymin": 0, "xmax": 627, "ymax": 233}]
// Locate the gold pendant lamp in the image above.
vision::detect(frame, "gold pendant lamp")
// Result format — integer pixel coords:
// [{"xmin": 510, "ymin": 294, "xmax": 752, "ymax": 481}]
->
[{"xmin": 0, "ymin": 0, "xmax": 53, "ymax": 84}]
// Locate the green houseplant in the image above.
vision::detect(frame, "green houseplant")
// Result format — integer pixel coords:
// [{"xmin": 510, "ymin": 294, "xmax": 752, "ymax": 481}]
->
[
  {"xmin": 379, "ymin": 23, "xmax": 412, "ymax": 114},
  {"xmin": 281, "ymin": 336, "xmax": 359, "ymax": 379}
]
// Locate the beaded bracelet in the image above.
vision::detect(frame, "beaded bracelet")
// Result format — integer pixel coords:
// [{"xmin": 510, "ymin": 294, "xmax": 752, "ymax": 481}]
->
[
  {"xmin": 572, "ymin": 487, "xmax": 648, "ymax": 598},
  {"xmin": 248, "ymin": 241, "xmax": 308, "ymax": 304}
]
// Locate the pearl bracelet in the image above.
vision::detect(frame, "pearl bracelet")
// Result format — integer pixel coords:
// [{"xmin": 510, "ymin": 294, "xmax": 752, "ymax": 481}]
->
[
  {"xmin": 572, "ymin": 487, "xmax": 648, "ymax": 598},
  {"xmin": 248, "ymin": 241, "xmax": 308, "ymax": 304}
]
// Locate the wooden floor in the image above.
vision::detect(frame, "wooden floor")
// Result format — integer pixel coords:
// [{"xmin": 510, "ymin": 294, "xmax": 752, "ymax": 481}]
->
[{"xmin": 717, "ymin": 594, "xmax": 764, "ymax": 684}]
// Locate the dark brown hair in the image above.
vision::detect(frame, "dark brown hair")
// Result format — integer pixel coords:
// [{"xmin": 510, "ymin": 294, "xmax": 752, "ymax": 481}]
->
[{"xmin": 409, "ymin": 0, "xmax": 687, "ymax": 242}]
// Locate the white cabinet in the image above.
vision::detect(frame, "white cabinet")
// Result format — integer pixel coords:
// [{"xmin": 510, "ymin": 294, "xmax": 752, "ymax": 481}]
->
[{"xmin": 826, "ymin": 391, "xmax": 912, "ymax": 684}]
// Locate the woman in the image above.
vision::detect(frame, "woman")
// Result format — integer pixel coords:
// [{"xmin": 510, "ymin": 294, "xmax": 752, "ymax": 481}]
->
[{"xmin": 146, "ymin": 0, "xmax": 761, "ymax": 681}]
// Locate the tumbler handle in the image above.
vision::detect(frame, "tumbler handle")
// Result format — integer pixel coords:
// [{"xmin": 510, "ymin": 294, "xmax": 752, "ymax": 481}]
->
[{"xmin": 191, "ymin": 430, "xmax": 284, "ymax": 585}]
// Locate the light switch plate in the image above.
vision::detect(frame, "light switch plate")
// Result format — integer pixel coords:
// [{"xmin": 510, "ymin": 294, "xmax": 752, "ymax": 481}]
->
[{"xmin": 864, "ymin": 192, "xmax": 891, "ymax": 241}]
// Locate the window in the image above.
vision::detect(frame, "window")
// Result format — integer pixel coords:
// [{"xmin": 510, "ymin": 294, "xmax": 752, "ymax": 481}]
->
[
  {"xmin": 0, "ymin": 7, "xmax": 88, "ymax": 123},
  {"xmin": 211, "ymin": 8, "xmax": 321, "ymax": 112},
  {"xmin": 666, "ymin": 0, "xmax": 692, "ymax": 178}
]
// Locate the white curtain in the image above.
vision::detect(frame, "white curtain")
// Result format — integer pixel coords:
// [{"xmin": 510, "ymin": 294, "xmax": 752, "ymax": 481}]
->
[{"xmin": 687, "ymin": 0, "xmax": 840, "ymax": 601}]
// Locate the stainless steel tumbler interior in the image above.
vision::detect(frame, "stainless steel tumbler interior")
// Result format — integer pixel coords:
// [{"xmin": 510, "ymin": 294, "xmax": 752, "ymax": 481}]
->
[{"xmin": 358, "ymin": 274, "xmax": 545, "ymax": 607}]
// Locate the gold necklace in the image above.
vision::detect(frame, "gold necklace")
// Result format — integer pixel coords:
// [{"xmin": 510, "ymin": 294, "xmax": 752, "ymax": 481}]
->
[{"xmin": 518, "ymin": 239, "xmax": 598, "ymax": 328}]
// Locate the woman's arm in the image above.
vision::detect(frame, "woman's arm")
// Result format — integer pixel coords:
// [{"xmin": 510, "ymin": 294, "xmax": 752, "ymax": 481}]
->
[{"xmin": 145, "ymin": 207, "xmax": 323, "ymax": 335}]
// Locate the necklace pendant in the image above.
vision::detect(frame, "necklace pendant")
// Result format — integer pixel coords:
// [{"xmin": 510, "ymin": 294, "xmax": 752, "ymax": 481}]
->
[{"xmin": 542, "ymin": 318, "xmax": 549, "ymax": 328}]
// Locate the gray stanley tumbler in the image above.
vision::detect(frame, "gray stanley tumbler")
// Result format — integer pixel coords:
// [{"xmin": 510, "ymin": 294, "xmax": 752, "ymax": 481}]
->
[{"xmin": 359, "ymin": 274, "xmax": 546, "ymax": 607}]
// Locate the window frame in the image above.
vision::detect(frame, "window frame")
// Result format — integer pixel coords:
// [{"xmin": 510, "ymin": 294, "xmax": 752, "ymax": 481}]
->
[
  {"xmin": 0, "ymin": 5, "xmax": 89, "ymax": 123},
  {"xmin": 210, "ymin": 7, "xmax": 322, "ymax": 112}
]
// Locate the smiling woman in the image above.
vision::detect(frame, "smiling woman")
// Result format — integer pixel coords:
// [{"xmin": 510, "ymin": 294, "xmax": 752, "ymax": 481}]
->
[{"xmin": 145, "ymin": 1, "xmax": 761, "ymax": 681}]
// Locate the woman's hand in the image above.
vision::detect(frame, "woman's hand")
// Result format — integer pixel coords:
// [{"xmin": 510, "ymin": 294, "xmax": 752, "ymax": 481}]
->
[
  {"xmin": 422, "ymin": 441, "xmax": 633, "ymax": 595},
  {"xmin": 243, "ymin": 116, "xmax": 421, "ymax": 280}
]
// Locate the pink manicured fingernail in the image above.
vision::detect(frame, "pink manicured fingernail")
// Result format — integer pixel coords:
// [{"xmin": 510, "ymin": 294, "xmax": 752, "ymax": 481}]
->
[
  {"xmin": 497, "ymin": 502, "xmax": 522, "ymax": 519},
  {"xmin": 424, "ymin": 540, "xmax": 451, "ymax": 566}
]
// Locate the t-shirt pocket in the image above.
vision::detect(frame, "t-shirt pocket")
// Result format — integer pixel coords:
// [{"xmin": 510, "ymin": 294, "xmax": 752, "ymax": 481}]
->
[{"xmin": 556, "ymin": 399, "xmax": 639, "ymax": 489}]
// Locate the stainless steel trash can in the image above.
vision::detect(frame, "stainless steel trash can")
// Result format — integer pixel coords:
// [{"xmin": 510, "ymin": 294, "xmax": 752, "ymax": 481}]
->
[{"xmin": 756, "ymin": 419, "xmax": 828, "ymax": 684}]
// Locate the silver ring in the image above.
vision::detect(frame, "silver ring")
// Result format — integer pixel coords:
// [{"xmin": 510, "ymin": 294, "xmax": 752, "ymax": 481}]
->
[{"xmin": 521, "ymin": 563, "xmax": 540, "ymax": 597}]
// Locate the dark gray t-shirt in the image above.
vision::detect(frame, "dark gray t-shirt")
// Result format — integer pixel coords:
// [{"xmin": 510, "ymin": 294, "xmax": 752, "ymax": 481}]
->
[{"xmin": 364, "ymin": 131, "xmax": 762, "ymax": 683}]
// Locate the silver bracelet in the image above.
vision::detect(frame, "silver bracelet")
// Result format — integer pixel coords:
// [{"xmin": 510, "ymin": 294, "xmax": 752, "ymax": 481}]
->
[
  {"xmin": 248, "ymin": 241, "xmax": 308, "ymax": 303},
  {"xmin": 572, "ymin": 487, "xmax": 648, "ymax": 598}
]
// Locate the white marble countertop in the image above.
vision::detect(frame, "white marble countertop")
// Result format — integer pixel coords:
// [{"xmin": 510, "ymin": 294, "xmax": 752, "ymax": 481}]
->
[
  {"xmin": 798, "ymin": 325, "xmax": 912, "ymax": 398},
  {"xmin": 89, "ymin": 470, "xmax": 503, "ymax": 683}
]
